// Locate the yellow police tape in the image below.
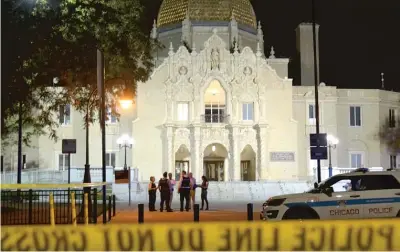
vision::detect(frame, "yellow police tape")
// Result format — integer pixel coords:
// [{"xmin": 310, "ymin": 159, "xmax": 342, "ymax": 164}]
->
[
  {"xmin": 2, "ymin": 219, "xmax": 400, "ymax": 251},
  {"xmin": 0, "ymin": 182, "xmax": 111, "ymax": 190}
]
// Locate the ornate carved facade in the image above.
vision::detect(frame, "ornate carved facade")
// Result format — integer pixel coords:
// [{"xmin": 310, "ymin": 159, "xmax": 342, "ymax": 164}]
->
[{"xmin": 146, "ymin": 29, "xmax": 294, "ymax": 181}]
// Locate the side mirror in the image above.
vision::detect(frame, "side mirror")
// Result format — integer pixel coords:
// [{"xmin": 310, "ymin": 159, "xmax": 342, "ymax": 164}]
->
[
  {"xmin": 323, "ymin": 187, "xmax": 334, "ymax": 197},
  {"xmin": 314, "ymin": 182, "xmax": 318, "ymax": 189}
]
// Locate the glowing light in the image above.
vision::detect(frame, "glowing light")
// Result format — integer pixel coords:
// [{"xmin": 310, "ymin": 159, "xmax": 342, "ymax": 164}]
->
[
  {"xmin": 117, "ymin": 134, "xmax": 134, "ymax": 146},
  {"xmin": 327, "ymin": 134, "xmax": 339, "ymax": 145},
  {"xmin": 119, "ymin": 99, "xmax": 133, "ymax": 109},
  {"xmin": 212, "ymin": 145, "xmax": 216, "ymax": 152}
]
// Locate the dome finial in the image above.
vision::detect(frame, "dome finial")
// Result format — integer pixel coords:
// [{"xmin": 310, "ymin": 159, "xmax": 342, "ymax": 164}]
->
[
  {"xmin": 151, "ymin": 19, "xmax": 157, "ymax": 39},
  {"xmin": 269, "ymin": 46, "xmax": 276, "ymax": 59},
  {"xmin": 381, "ymin": 72, "xmax": 385, "ymax": 89}
]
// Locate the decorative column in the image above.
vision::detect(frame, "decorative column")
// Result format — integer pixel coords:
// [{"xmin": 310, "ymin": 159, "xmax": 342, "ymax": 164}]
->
[
  {"xmin": 192, "ymin": 126, "xmax": 202, "ymax": 179},
  {"xmin": 232, "ymin": 127, "xmax": 241, "ymax": 181},
  {"xmin": 257, "ymin": 125, "xmax": 268, "ymax": 180},
  {"xmin": 166, "ymin": 126, "xmax": 174, "ymax": 174}
]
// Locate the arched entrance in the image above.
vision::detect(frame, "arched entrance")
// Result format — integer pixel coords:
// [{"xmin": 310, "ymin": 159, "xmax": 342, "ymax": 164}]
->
[
  {"xmin": 175, "ymin": 145, "xmax": 190, "ymax": 181},
  {"xmin": 240, "ymin": 145, "xmax": 256, "ymax": 181},
  {"xmin": 203, "ymin": 143, "xmax": 228, "ymax": 181},
  {"xmin": 204, "ymin": 80, "xmax": 226, "ymax": 123}
]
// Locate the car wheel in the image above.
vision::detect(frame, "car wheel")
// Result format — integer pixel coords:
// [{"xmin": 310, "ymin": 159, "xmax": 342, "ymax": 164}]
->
[{"xmin": 283, "ymin": 208, "xmax": 319, "ymax": 220}]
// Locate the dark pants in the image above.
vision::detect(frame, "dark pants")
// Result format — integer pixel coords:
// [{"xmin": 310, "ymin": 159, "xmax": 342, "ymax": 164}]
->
[
  {"xmin": 149, "ymin": 192, "xmax": 156, "ymax": 211},
  {"xmin": 160, "ymin": 191, "xmax": 171, "ymax": 211},
  {"xmin": 180, "ymin": 188, "xmax": 190, "ymax": 211},
  {"xmin": 201, "ymin": 190, "xmax": 209, "ymax": 209}
]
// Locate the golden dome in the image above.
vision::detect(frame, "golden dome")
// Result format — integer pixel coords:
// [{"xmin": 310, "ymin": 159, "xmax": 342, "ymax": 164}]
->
[{"xmin": 157, "ymin": 0, "xmax": 257, "ymax": 29}]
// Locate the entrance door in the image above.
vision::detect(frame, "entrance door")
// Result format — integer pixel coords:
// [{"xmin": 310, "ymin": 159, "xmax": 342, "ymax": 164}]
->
[
  {"xmin": 241, "ymin": 161, "xmax": 250, "ymax": 181},
  {"xmin": 175, "ymin": 161, "xmax": 189, "ymax": 181},
  {"xmin": 204, "ymin": 161, "xmax": 224, "ymax": 181}
]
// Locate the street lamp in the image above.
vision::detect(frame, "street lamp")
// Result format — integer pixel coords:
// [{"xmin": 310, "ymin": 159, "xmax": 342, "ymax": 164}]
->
[
  {"xmin": 327, "ymin": 134, "xmax": 339, "ymax": 177},
  {"xmin": 117, "ymin": 134, "xmax": 134, "ymax": 170}
]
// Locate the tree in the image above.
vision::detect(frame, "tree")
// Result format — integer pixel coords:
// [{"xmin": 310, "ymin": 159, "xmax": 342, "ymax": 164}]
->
[
  {"xmin": 41, "ymin": 0, "xmax": 159, "ymax": 221},
  {"xmin": 379, "ymin": 118, "xmax": 400, "ymax": 154},
  {"xmin": 1, "ymin": 0, "xmax": 69, "ymax": 148},
  {"xmin": 3, "ymin": 0, "xmax": 158, "ymax": 220}
]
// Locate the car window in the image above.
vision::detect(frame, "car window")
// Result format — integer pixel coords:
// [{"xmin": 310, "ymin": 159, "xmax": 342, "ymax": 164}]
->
[
  {"xmin": 323, "ymin": 176, "xmax": 363, "ymax": 192},
  {"xmin": 360, "ymin": 175, "xmax": 400, "ymax": 190}
]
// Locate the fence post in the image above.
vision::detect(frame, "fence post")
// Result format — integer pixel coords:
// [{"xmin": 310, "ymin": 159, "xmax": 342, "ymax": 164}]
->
[
  {"xmin": 28, "ymin": 189, "xmax": 33, "ymax": 224},
  {"xmin": 108, "ymin": 195, "xmax": 112, "ymax": 221},
  {"xmin": 93, "ymin": 188, "xmax": 98, "ymax": 224},
  {"xmin": 138, "ymin": 203, "xmax": 144, "ymax": 224},
  {"xmin": 247, "ymin": 203, "xmax": 253, "ymax": 221},
  {"xmin": 49, "ymin": 193, "xmax": 55, "ymax": 226},
  {"xmin": 112, "ymin": 194, "xmax": 116, "ymax": 217},
  {"xmin": 84, "ymin": 193, "xmax": 89, "ymax": 225},
  {"xmin": 194, "ymin": 204, "xmax": 200, "ymax": 222},
  {"xmin": 71, "ymin": 192, "xmax": 77, "ymax": 226}
]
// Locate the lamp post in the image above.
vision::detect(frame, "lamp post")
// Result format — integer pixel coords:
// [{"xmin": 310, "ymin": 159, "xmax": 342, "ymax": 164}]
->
[
  {"xmin": 117, "ymin": 134, "xmax": 134, "ymax": 170},
  {"xmin": 327, "ymin": 134, "xmax": 339, "ymax": 177}
]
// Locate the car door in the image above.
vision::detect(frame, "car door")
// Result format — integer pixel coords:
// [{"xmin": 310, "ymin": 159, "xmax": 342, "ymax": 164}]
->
[
  {"xmin": 360, "ymin": 174, "xmax": 400, "ymax": 218},
  {"xmin": 317, "ymin": 176, "xmax": 365, "ymax": 220}
]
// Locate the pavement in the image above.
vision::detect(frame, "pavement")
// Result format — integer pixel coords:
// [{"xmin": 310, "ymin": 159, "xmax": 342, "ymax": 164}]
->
[{"xmin": 110, "ymin": 200, "xmax": 263, "ymax": 223}]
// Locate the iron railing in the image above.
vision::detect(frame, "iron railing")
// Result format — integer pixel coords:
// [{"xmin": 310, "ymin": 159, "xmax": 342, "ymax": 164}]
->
[
  {"xmin": 201, "ymin": 114, "xmax": 230, "ymax": 123},
  {"xmin": 1, "ymin": 187, "xmax": 112, "ymax": 225}
]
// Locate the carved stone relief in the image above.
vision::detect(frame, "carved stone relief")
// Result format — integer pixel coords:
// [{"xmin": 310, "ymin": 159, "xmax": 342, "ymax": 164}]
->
[{"xmin": 211, "ymin": 48, "xmax": 220, "ymax": 70}]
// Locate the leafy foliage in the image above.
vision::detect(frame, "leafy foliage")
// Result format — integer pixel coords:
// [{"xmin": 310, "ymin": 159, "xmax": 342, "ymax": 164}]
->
[
  {"xmin": 2, "ymin": 0, "xmax": 159, "ymax": 146},
  {"xmin": 378, "ymin": 118, "xmax": 400, "ymax": 154},
  {"xmin": 2, "ymin": 0, "xmax": 69, "ymax": 146}
]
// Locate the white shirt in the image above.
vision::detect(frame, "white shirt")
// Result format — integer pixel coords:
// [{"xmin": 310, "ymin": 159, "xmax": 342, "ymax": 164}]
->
[{"xmin": 169, "ymin": 179, "xmax": 176, "ymax": 191}]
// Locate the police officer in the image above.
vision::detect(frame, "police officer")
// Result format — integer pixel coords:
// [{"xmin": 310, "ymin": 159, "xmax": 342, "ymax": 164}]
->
[
  {"xmin": 178, "ymin": 170, "xmax": 191, "ymax": 212},
  {"xmin": 159, "ymin": 172, "xmax": 173, "ymax": 212}
]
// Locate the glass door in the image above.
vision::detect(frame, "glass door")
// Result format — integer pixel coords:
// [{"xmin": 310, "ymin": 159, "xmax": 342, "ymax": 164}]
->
[
  {"xmin": 204, "ymin": 161, "xmax": 224, "ymax": 181},
  {"xmin": 175, "ymin": 161, "xmax": 189, "ymax": 181},
  {"xmin": 241, "ymin": 161, "xmax": 250, "ymax": 181}
]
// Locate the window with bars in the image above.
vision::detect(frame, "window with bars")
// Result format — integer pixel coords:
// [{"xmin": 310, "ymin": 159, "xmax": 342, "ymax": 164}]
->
[
  {"xmin": 350, "ymin": 106, "xmax": 361, "ymax": 126},
  {"xmin": 390, "ymin": 155, "xmax": 397, "ymax": 169},
  {"xmin": 350, "ymin": 153, "xmax": 363, "ymax": 168},
  {"xmin": 59, "ymin": 104, "xmax": 71, "ymax": 125},
  {"xmin": 106, "ymin": 152, "xmax": 116, "ymax": 167},
  {"xmin": 389, "ymin": 109, "xmax": 396, "ymax": 128},
  {"xmin": 58, "ymin": 154, "xmax": 70, "ymax": 171},
  {"xmin": 106, "ymin": 107, "xmax": 118, "ymax": 124}
]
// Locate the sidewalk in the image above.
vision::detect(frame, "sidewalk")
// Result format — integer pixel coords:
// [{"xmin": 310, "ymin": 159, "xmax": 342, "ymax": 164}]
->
[{"xmin": 109, "ymin": 201, "xmax": 262, "ymax": 223}]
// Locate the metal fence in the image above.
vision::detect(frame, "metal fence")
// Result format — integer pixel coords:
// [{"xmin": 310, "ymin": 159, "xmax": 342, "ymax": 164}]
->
[{"xmin": 1, "ymin": 187, "xmax": 112, "ymax": 225}]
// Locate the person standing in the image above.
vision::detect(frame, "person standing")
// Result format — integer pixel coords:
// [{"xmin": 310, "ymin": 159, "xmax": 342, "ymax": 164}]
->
[
  {"xmin": 148, "ymin": 176, "xmax": 157, "ymax": 212},
  {"xmin": 168, "ymin": 172, "xmax": 176, "ymax": 209},
  {"xmin": 178, "ymin": 170, "xmax": 191, "ymax": 212},
  {"xmin": 158, "ymin": 172, "xmax": 173, "ymax": 212},
  {"xmin": 200, "ymin": 176, "xmax": 209, "ymax": 210},
  {"xmin": 188, "ymin": 172, "xmax": 197, "ymax": 209}
]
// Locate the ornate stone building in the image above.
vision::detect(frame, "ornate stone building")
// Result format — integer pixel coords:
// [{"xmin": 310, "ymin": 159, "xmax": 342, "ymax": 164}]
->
[
  {"xmin": 3, "ymin": 0, "xmax": 399, "ymax": 186},
  {"xmin": 133, "ymin": 0, "xmax": 298, "ymax": 182}
]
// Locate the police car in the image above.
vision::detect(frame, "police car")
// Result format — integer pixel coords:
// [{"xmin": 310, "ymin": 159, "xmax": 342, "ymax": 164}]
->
[{"xmin": 261, "ymin": 168, "xmax": 400, "ymax": 220}]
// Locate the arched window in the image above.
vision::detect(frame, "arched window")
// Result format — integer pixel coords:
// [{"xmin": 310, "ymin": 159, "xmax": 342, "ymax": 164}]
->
[{"xmin": 203, "ymin": 80, "xmax": 226, "ymax": 123}]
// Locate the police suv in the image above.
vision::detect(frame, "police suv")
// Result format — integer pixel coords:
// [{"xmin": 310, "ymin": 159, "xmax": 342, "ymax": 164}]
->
[{"xmin": 261, "ymin": 168, "xmax": 400, "ymax": 220}]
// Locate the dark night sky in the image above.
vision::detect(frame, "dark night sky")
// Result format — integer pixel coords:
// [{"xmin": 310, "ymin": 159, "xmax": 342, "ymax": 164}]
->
[{"xmin": 143, "ymin": 0, "xmax": 400, "ymax": 91}]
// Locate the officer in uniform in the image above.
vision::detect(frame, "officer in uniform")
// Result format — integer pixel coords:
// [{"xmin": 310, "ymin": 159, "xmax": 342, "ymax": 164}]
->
[
  {"xmin": 178, "ymin": 170, "xmax": 192, "ymax": 212},
  {"xmin": 158, "ymin": 172, "xmax": 173, "ymax": 212}
]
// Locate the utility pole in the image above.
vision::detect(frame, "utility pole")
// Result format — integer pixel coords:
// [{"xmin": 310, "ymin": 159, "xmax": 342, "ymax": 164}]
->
[
  {"xmin": 97, "ymin": 49, "xmax": 107, "ymax": 224},
  {"xmin": 311, "ymin": 0, "xmax": 322, "ymax": 183}
]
